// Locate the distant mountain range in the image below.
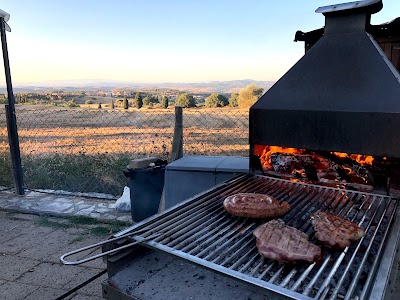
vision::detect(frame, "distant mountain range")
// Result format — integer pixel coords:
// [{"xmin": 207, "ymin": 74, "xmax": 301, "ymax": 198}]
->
[{"xmin": 0, "ymin": 79, "xmax": 276, "ymax": 94}]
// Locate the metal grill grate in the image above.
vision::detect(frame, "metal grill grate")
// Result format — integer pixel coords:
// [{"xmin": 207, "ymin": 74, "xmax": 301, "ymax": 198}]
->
[{"xmin": 117, "ymin": 175, "xmax": 399, "ymax": 300}]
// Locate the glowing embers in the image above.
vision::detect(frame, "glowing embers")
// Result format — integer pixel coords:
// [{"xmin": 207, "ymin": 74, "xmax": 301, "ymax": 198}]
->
[{"xmin": 253, "ymin": 145, "xmax": 375, "ymax": 190}]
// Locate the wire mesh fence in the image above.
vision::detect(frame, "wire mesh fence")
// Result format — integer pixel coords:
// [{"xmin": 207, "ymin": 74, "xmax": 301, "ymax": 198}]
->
[
  {"xmin": 0, "ymin": 105, "xmax": 249, "ymax": 197},
  {"xmin": 0, "ymin": 106, "xmax": 12, "ymax": 190},
  {"xmin": 182, "ymin": 109, "xmax": 248, "ymax": 156}
]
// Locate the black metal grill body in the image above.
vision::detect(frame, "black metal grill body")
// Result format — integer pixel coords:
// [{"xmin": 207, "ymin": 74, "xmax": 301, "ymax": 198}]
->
[
  {"xmin": 111, "ymin": 174, "xmax": 400, "ymax": 300},
  {"xmin": 249, "ymin": 5, "xmax": 400, "ymax": 158}
]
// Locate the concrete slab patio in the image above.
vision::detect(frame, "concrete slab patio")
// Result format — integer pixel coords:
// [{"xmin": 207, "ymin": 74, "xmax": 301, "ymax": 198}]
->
[
  {"xmin": 0, "ymin": 210, "xmax": 115, "ymax": 300},
  {"xmin": 0, "ymin": 188, "xmax": 134, "ymax": 300}
]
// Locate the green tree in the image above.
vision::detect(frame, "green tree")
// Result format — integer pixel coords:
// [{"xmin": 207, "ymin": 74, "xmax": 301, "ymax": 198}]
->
[
  {"xmin": 135, "ymin": 92, "xmax": 143, "ymax": 109},
  {"xmin": 142, "ymin": 94, "xmax": 159, "ymax": 106},
  {"xmin": 238, "ymin": 84, "xmax": 264, "ymax": 108},
  {"xmin": 228, "ymin": 92, "xmax": 239, "ymax": 107},
  {"xmin": 143, "ymin": 96, "xmax": 149, "ymax": 106},
  {"xmin": 205, "ymin": 93, "xmax": 229, "ymax": 108},
  {"xmin": 123, "ymin": 96, "xmax": 129, "ymax": 109},
  {"xmin": 161, "ymin": 95, "xmax": 169, "ymax": 109},
  {"xmin": 175, "ymin": 93, "xmax": 196, "ymax": 108},
  {"xmin": 66, "ymin": 98, "xmax": 79, "ymax": 107}
]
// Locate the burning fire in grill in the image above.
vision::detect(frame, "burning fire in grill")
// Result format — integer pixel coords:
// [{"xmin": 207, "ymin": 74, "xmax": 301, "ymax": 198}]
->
[
  {"xmin": 254, "ymin": 145, "xmax": 374, "ymax": 167},
  {"xmin": 332, "ymin": 152, "xmax": 374, "ymax": 166},
  {"xmin": 253, "ymin": 145, "xmax": 378, "ymax": 190}
]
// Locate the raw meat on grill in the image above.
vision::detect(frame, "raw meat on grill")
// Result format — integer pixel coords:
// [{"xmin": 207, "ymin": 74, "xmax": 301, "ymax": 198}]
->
[
  {"xmin": 223, "ymin": 193, "xmax": 290, "ymax": 218},
  {"xmin": 311, "ymin": 211, "xmax": 365, "ymax": 249},
  {"xmin": 253, "ymin": 219, "xmax": 322, "ymax": 264}
]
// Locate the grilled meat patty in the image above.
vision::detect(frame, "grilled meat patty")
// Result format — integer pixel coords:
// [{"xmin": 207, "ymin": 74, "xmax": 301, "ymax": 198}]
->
[
  {"xmin": 223, "ymin": 193, "xmax": 290, "ymax": 218},
  {"xmin": 253, "ymin": 219, "xmax": 321, "ymax": 264},
  {"xmin": 311, "ymin": 211, "xmax": 365, "ymax": 249}
]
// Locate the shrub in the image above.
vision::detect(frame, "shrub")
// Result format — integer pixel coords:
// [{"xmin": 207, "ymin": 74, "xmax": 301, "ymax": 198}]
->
[
  {"xmin": 229, "ymin": 92, "xmax": 239, "ymax": 107},
  {"xmin": 175, "ymin": 93, "xmax": 196, "ymax": 108},
  {"xmin": 60, "ymin": 99, "xmax": 80, "ymax": 108},
  {"xmin": 143, "ymin": 94, "xmax": 158, "ymax": 106},
  {"xmin": 238, "ymin": 84, "xmax": 264, "ymax": 108},
  {"xmin": 205, "ymin": 93, "xmax": 229, "ymax": 108}
]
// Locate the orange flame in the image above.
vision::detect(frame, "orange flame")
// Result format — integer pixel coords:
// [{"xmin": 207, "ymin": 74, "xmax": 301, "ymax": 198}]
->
[
  {"xmin": 254, "ymin": 145, "xmax": 374, "ymax": 170},
  {"xmin": 332, "ymin": 152, "xmax": 374, "ymax": 166},
  {"xmin": 254, "ymin": 145, "xmax": 306, "ymax": 170}
]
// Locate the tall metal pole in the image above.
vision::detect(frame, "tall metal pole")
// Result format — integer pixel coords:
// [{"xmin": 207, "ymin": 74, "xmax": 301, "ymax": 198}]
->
[{"xmin": 1, "ymin": 16, "xmax": 24, "ymax": 195}]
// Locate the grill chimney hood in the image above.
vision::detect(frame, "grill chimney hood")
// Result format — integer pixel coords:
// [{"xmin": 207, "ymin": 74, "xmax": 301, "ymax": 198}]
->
[{"xmin": 249, "ymin": 0, "xmax": 400, "ymax": 158}]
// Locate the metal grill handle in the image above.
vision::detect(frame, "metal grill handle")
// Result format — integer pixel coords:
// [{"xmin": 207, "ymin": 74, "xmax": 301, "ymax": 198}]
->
[{"xmin": 60, "ymin": 232, "xmax": 161, "ymax": 265}]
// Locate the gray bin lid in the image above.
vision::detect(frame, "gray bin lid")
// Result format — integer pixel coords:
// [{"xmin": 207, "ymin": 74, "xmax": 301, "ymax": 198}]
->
[
  {"xmin": 166, "ymin": 156, "xmax": 226, "ymax": 172},
  {"xmin": 166, "ymin": 156, "xmax": 248, "ymax": 173},
  {"xmin": 216, "ymin": 156, "xmax": 249, "ymax": 173}
]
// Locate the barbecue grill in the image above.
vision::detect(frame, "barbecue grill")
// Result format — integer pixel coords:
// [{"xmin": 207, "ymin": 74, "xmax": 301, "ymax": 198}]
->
[
  {"xmin": 62, "ymin": 1, "xmax": 400, "ymax": 299},
  {"xmin": 100, "ymin": 174, "xmax": 400, "ymax": 299}
]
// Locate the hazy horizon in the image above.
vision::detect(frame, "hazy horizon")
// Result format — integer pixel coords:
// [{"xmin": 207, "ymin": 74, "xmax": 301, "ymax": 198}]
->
[
  {"xmin": 4, "ymin": 78, "xmax": 272, "ymax": 86},
  {"xmin": 0, "ymin": 79, "xmax": 277, "ymax": 94}
]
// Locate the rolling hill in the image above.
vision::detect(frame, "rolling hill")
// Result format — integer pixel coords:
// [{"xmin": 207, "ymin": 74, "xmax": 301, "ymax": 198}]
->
[{"xmin": 0, "ymin": 79, "xmax": 276, "ymax": 94}]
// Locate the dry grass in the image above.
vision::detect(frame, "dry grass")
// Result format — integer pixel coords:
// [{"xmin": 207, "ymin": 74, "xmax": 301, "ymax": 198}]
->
[
  {"xmin": 2, "ymin": 105, "xmax": 249, "ymax": 156},
  {"xmin": 0, "ymin": 105, "xmax": 249, "ymax": 195}
]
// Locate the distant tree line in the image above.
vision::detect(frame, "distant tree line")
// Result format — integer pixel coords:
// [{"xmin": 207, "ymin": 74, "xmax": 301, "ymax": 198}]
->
[
  {"xmin": 9, "ymin": 83, "xmax": 264, "ymax": 109},
  {"xmin": 12, "ymin": 92, "xmax": 80, "ymax": 107},
  {"xmin": 107, "ymin": 84, "xmax": 264, "ymax": 110}
]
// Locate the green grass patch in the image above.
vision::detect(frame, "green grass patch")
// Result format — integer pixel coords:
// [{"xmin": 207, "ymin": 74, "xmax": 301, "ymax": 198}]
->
[
  {"xmin": 68, "ymin": 215, "xmax": 102, "ymax": 225},
  {"xmin": 35, "ymin": 216, "xmax": 71, "ymax": 229},
  {"xmin": 0, "ymin": 149, "xmax": 133, "ymax": 195},
  {"xmin": 0, "ymin": 150, "xmax": 14, "ymax": 188},
  {"xmin": 89, "ymin": 225, "xmax": 124, "ymax": 236},
  {"xmin": 68, "ymin": 215, "xmax": 128, "ymax": 227},
  {"xmin": 21, "ymin": 153, "xmax": 132, "ymax": 196},
  {"xmin": 89, "ymin": 226, "xmax": 113, "ymax": 236},
  {"xmin": 68, "ymin": 235, "xmax": 85, "ymax": 244},
  {"xmin": 34, "ymin": 216, "xmax": 126, "ymax": 237}
]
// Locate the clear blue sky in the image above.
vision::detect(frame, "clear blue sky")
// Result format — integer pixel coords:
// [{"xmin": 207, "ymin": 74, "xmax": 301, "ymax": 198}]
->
[{"xmin": 1, "ymin": 0, "xmax": 399, "ymax": 85}]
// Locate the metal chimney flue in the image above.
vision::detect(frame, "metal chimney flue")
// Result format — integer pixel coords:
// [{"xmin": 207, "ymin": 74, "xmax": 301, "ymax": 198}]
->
[{"xmin": 322, "ymin": 0, "xmax": 382, "ymax": 34}]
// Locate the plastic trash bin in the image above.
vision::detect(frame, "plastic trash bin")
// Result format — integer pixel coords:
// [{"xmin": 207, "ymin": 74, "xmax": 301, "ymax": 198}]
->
[{"xmin": 124, "ymin": 165, "xmax": 165, "ymax": 222}]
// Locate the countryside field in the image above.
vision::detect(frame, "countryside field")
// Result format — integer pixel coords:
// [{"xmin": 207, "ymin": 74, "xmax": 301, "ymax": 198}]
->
[{"xmin": 0, "ymin": 105, "xmax": 249, "ymax": 196}]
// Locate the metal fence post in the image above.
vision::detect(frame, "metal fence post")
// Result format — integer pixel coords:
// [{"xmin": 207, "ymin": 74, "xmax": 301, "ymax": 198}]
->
[
  {"xmin": 170, "ymin": 106, "xmax": 183, "ymax": 161},
  {"xmin": 1, "ymin": 17, "xmax": 24, "ymax": 195}
]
